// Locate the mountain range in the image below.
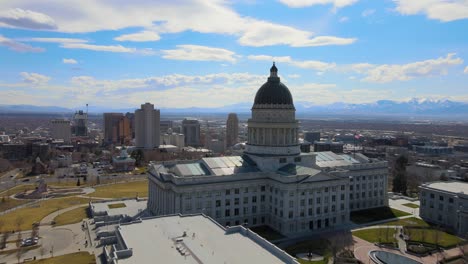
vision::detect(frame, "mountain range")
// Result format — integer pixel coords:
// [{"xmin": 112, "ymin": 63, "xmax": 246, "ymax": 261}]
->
[{"xmin": 1, "ymin": 98, "xmax": 467, "ymax": 118}]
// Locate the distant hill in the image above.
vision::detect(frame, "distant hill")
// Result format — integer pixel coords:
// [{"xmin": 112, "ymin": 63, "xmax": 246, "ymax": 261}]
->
[{"xmin": 1, "ymin": 98, "xmax": 468, "ymax": 118}]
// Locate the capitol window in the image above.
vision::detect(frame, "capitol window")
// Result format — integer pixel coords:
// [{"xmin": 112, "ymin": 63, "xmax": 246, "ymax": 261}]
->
[{"xmin": 279, "ymin": 158, "xmax": 287, "ymax": 163}]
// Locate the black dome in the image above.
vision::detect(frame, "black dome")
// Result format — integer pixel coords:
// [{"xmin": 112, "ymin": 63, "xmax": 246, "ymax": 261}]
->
[{"xmin": 253, "ymin": 63, "xmax": 294, "ymax": 106}]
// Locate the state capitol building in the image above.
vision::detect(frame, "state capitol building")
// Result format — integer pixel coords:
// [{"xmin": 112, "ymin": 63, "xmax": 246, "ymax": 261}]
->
[{"xmin": 148, "ymin": 64, "xmax": 388, "ymax": 236}]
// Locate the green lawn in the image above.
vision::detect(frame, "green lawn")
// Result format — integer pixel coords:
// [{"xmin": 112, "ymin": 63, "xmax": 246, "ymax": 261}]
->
[
  {"xmin": 108, "ymin": 203, "xmax": 126, "ymax": 209},
  {"xmin": 53, "ymin": 206, "xmax": 88, "ymax": 226},
  {"xmin": 285, "ymin": 238, "xmax": 331, "ymax": 262},
  {"xmin": 29, "ymin": 252, "xmax": 96, "ymax": 264},
  {"xmin": 0, "ymin": 197, "xmax": 90, "ymax": 231},
  {"xmin": 297, "ymin": 258, "xmax": 328, "ymax": 264},
  {"xmin": 250, "ymin": 225, "xmax": 284, "ymax": 241},
  {"xmin": 405, "ymin": 227, "xmax": 463, "ymax": 248},
  {"xmin": 0, "ymin": 197, "xmax": 31, "ymax": 213},
  {"xmin": 350, "ymin": 207, "xmax": 410, "ymax": 224},
  {"xmin": 383, "ymin": 217, "xmax": 429, "ymax": 227},
  {"xmin": 87, "ymin": 180, "xmax": 148, "ymax": 198},
  {"xmin": 402, "ymin": 203, "xmax": 420, "ymax": 209},
  {"xmin": 0, "ymin": 184, "xmax": 35, "ymax": 196},
  {"xmin": 353, "ymin": 228, "xmax": 398, "ymax": 244}
]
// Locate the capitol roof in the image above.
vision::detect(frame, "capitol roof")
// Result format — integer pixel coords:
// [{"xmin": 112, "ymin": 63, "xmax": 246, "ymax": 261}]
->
[{"xmin": 253, "ymin": 63, "xmax": 294, "ymax": 107}]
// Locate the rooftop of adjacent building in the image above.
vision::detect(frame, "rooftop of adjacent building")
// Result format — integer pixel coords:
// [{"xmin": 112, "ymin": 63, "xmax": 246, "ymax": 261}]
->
[
  {"xmin": 113, "ymin": 214, "xmax": 297, "ymax": 264},
  {"xmin": 421, "ymin": 181, "xmax": 468, "ymax": 194},
  {"xmin": 90, "ymin": 199, "xmax": 147, "ymax": 217}
]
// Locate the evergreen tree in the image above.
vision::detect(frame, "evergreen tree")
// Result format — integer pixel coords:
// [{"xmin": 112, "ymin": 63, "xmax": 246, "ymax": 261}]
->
[{"xmin": 392, "ymin": 155, "xmax": 408, "ymax": 194}]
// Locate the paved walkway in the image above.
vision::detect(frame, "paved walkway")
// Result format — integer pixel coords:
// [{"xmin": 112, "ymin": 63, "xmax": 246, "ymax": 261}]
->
[
  {"xmin": 353, "ymin": 235, "xmax": 464, "ymax": 264},
  {"xmin": 2, "ymin": 207, "xmax": 95, "ymax": 264}
]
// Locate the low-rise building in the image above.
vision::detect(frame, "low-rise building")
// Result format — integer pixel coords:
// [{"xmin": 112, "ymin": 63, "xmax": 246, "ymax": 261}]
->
[
  {"xmin": 419, "ymin": 181, "xmax": 468, "ymax": 236},
  {"xmin": 112, "ymin": 147, "xmax": 135, "ymax": 172},
  {"xmin": 103, "ymin": 214, "xmax": 299, "ymax": 264}
]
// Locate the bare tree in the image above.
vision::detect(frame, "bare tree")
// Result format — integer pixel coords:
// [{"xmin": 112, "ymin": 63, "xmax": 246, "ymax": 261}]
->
[
  {"xmin": 15, "ymin": 216, "xmax": 24, "ymax": 231},
  {"xmin": 16, "ymin": 247, "xmax": 24, "ymax": 264},
  {"xmin": 16, "ymin": 232, "xmax": 23, "ymax": 264},
  {"xmin": 433, "ymin": 228, "xmax": 440, "ymax": 249},
  {"xmin": 39, "ymin": 246, "xmax": 46, "ymax": 259}
]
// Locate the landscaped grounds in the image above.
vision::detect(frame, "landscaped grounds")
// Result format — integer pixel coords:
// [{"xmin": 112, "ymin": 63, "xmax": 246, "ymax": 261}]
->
[
  {"xmin": 353, "ymin": 228, "xmax": 398, "ymax": 244},
  {"xmin": 86, "ymin": 180, "xmax": 148, "ymax": 198},
  {"xmin": 402, "ymin": 203, "xmax": 420, "ymax": 209},
  {"xmin": 405, "ymin": 227, "xmax": 463, "ymax": 248},
  {"xmin": 29, "ymin": 252, "xmax": 96, "ymax": 264},
  {"xmin": 350, "ymin": 207, "xmax": 410, "ymax": 224},
  {"xmin": 0, "ymin": 196, "xmax": 90, "ymax": 231},
  {"xmin": 383, "ymin": 217, "xmax": 429, "ymax": 227},
  {"xmin": 53, "ymin": 206, "xmax": 88, "ymax": 226}
]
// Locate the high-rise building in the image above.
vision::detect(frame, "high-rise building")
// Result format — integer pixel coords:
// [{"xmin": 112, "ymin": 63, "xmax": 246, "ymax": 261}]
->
[
  {"xmin": 103, "ymin": 113, "xmax": 124, "ymax": 144},
  {"xmin": 135, "ymin": 103, "xmax": 160, "ymax": 149},
  {"xmin": 73, "ymin": 110, "xmax": 88, "ymax": 136},
  {"xmin": 304, "ymin": 131, "xmax": 321, "ymax": 144},
  {"xmin": 125, "ymin": 112, "xmax": 135, "ymax": 139},
  {"xmin": 50, "ymin": 119, "xmax": 71, "ymax": 143},
  {"xmin": 182, "ymin": 119, "xmax": 201, "ymax": 147},
  {"xmin": 225, "ymin": 113, "xmax": 239, "ymax": 148}
]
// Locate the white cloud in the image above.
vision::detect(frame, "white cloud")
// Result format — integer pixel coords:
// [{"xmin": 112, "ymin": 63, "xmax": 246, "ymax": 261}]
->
[
  {"xmin": 393, "ymin": 0, "xmax": 468, "ymax": 22},
  {"xmin": 20, "ymin": 72, "xmax": 51, "ymax": 85},
  {"xmin": 279, "ymin": 0, "xmax": 359, "ymax": 8},
  {"xmin": 60, "ymin": 43, "xmax": 155, "ymax": 55},
  {"xmin": 0, "ymin": 34, "xmax": 44, "ymax": 52},
  {"xmin": 162, "ymin": 45, "xmax": 237, "ymax": 62},
  {"xmin": 115, "ymin": 31, "xmax": 160, "ymax": 42},
  {"xmin": 250, "ymin": 53, "xmax": 463, "ymax": 83},
  {"xmin": 248, "ymin": 55, "xmax": 336, "ymax": 71},
  {"xmin": 464, "ymin": 66, "xmax": 468, "ymax": 74},
  {"xmin": 0, "ymin": 1, "xmax": 355, "ymax": 47},
  {"xmin": 288, "ymin": 74, "xmax": 301, "ymax": 78},
  {"xmin": 238, "ymin": 21, "xmax": 356, "ymax": 47},
  {"xmin": 339, "ymin": 16, "xmax": 349, "ymax": 23},
  {"xmin": 0, "ymin": 8, "xmax": 56, "ymax": 30},
  {"xmin": 24, "ymin": 37, "xmax": 87, "ymax": 43},
  {"xmin": 63, "ymin": 58, "xmax": 77, "ymax": 64},
  {"xmin": 359, "ymin": 53, "xmax": 463, "ymax": 83},
  {"xmin": 362, "ymin": 9, "xmax": 376, "ymax": 17}
]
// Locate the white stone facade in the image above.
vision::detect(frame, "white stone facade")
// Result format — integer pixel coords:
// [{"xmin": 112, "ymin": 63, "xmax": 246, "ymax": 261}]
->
[
  {"xmin": 148, "ymin": 161, "xmax": 350, "ymax": 236},
  {"xmin": 419, "ymin": 181, "xmax": 468, "ymax": 235},
  {"xmin": 147, "ymin": 64, "xmax": 389, "ymax": 236}
]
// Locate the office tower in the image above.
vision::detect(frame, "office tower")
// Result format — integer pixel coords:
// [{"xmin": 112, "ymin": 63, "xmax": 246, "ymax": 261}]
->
[
  {"xmin": 182, "ymin": 119, "xmax": 201, "ymax": 147},
  {"xmin": 135, "ymin": 103, "xmax": 160, "ymax": 149},
  {"xmin": 103, "ymin": 113, "xmax": 124, "ymax": 144},
  {"xmin": 125, "ymin": 112, "xmax": 135, "ymax": 139},
  {"xmin": 50, "ymin": 119, "xmax": 71, "ymax": 143},
  {"xmin": 225, "ymin": 113, "xmax": 239, "ymax": 148},
  {"xmin": 73, "ymin": 110, "xmax": 88, "ymax": 136}
]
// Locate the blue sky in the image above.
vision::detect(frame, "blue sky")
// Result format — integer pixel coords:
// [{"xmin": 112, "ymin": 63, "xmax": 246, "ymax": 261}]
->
[{"xmin": 0, "ymin": 0, "xmax": 467, "ymax": 109}]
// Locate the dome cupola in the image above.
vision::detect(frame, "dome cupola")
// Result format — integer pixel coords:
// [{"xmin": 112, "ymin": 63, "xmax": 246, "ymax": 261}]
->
[{"xmin": 253, "ymin": 63, "xmax": 294, "ymax": 107}]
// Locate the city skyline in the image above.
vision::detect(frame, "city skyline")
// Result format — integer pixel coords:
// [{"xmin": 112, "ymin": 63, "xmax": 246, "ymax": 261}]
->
[{"xmin": 0, "ymin": 0, "xmax": 468, "ymax": 109}]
